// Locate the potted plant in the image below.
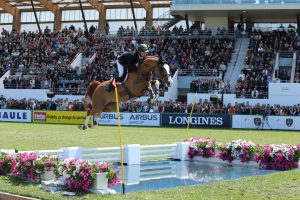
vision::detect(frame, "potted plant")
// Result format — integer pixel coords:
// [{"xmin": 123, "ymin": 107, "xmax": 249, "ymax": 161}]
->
[
  {"xmin": 188, "ymin": 138, "xmax": 216, "ymax": 159},
  {"xmin": 36, "ymin": 155, "xmax": 59, "ymax": 181},
  {"xmin": 92, "ymin": 162, "xmax": 120, "ymax": 190}
]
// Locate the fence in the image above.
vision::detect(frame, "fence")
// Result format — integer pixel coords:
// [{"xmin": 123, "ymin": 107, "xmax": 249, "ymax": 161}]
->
[{"xmin": 3, "ymin": 143, "xmax": 189, "ymax": 165}]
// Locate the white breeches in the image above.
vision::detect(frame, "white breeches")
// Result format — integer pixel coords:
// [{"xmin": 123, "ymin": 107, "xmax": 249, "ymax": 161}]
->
[{"xmin": 117, "ymin": 60, "xmax": 124, "ymax": 77}]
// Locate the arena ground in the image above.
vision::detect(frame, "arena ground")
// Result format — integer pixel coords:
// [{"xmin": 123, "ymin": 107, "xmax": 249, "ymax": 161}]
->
[
  {"xmin": 0, "ymin": 123, "xmax": 299, "ymax": 200},
  {"xmin": 1, "ymin": 123, "xmax": 300, "ymax": 150}
]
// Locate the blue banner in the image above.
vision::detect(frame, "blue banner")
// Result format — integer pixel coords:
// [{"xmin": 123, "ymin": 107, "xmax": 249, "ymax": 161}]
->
[{"xmin": 161, "ymin": 113, "xmax": 231, "ymax": 128}]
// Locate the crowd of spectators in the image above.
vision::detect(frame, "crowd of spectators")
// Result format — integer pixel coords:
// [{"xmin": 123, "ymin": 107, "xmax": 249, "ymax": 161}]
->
[
  {"xmin": 116, "ymin": 25, "xmax": 221, "ymax": 37},
  {"xmin": 1, "ymin": 25, "xmax": 233, "ymax": 94},
  {"xmin": 236, "ymin": 29, "xmax": 298, "ymax": 98},
  {"xmin": 1, "ymin": 96, "xmax": 300, "ymax": 116},
  {"xmin": 190, "ymin": 78, "xmax": 226, "ymax": 93},
  {"xmin": 0, "ymin": 96, "xmax": 84, "ymax": 111},
  {"xmin": 0, "ymin": 26, "xmax": 93, "ymax": 93}
]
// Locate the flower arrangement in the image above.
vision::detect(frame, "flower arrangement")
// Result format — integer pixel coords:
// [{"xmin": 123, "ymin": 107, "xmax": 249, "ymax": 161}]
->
[
  {"xmin": 216, "ymin": 140, "xmax": 257, "ymax": 163},
  {"xmin": 0, "ymin": 152, "xmax": 13, "ymax": 175},
  {"xmin": 11, "ymin": 152, "xmax": 39, "ymax": 181},
  {"xmin": 188, "ymin": 138, "xmax": 216, "ymax": 159},
  {"xmin": 94, "ymin": 162, "xmax": 120, "ymax": 187},
  {"xmin": 216, "ymin": 143, "xmax": 234, "ymax": 163},
  {"xmin": 55, "ymin": 159, "xmax": 120, "ymax": 192},
  {"xmin": 35, "ymin": 154, "xmax": 59, "ymax": 173},
  {"xmin": 254, "ymin": 144, "xmax": 300, "ymax": 170},
  {"xmin": 11, "ymin": 153, "xmax": 59, "ymax": 181}
]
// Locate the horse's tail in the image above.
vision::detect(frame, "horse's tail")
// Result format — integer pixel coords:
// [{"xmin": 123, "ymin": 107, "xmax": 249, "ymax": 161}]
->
[{"xmin": 84, "ymin": 81, "xmax": 101, "ymax": 111}]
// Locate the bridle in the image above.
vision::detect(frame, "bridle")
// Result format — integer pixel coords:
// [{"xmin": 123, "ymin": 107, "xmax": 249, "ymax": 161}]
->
[{"xmin": 142, "ymin": 59, "xmax": 171, "ymax": 85}]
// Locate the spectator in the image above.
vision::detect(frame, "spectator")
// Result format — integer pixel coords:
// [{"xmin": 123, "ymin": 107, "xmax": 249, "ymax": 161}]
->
[{"xmin": 251, "ymin": 87, "xmax": 259, "ymax": 98}]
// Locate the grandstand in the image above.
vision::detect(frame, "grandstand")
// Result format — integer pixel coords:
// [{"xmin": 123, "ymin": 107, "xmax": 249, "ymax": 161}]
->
[
  {"xmin": 1, "ymin": 1, "xmax": 300, "ymax": 199},
  {"xmin": 0, "ymin": 0, "xmax": 300, "ymax": 107}
]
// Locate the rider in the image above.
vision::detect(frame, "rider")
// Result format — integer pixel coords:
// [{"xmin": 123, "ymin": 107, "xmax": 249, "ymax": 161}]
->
[{"xmin": 105, "ymin": 44, "xmax": 149, "ymax": 92}]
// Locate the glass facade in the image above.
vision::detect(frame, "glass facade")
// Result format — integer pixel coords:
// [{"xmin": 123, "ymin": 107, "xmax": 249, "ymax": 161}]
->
[{"xmin": 172, "ymin": 0, "xmax": 300, "ymax": 5}]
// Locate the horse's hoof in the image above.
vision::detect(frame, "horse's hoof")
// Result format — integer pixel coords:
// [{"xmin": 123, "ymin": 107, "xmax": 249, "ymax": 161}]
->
[{"xmin": 79, "ymin": 125, "xmax": 87, "ymax": 130}]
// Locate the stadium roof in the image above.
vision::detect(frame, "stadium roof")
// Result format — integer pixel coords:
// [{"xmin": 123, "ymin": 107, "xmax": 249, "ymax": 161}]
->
[{"xmin": 0, "ymin": 0, "xmax": 171, "ymax": 14}]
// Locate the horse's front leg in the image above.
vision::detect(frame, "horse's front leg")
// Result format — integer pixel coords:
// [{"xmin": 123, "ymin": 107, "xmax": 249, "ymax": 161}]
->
[{"xmin": 149, "ymin": 80, "xmax": 160, "ymax": 103}]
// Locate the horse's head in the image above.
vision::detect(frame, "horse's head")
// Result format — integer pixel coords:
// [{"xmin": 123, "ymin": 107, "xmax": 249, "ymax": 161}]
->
[
  {"xmin": 141, "ymin": 57, "xmax": 173, "ymax": 87},
  {"xmin": 155, "ymin": 62, "xmax": 173, "ymax": 87}
]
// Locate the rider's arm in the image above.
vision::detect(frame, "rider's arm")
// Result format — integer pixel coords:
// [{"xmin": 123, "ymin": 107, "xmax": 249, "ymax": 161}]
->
[{"xmin": 117, "ymin": 52, "xmax": 131, "ymax": 66}]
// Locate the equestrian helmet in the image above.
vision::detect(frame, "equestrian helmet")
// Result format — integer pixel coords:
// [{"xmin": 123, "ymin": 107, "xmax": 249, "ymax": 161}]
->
[{"xmin": 137, "ymin": 44, "xmax": 149, "ymax": 53}]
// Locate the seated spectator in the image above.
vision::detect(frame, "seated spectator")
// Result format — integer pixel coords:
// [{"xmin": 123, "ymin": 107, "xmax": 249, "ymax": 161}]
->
[{"xmin": 251, "ymin": 87, "xmax": 259, "ymax": 98}]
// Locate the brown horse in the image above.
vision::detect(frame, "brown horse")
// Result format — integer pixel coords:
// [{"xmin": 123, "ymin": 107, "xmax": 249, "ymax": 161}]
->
[{"xmin": 80, "ymin": 57, "xmax": 172, "ymax": 129}]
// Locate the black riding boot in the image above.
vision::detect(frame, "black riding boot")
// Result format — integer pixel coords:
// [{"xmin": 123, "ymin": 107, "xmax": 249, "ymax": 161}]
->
[{"xmin": 105, "ymin": 79, "xmax": 114, "ymax": 92}]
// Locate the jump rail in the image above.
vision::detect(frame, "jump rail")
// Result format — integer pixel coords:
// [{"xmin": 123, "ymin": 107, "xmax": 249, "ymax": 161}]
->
[{"xmin": 2, "ymin": 143, "xmax": 190, "ymax": 165}]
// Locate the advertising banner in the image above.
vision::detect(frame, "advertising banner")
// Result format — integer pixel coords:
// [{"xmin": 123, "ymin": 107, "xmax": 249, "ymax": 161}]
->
[
  {"xmin": 232, "ymin": 115, "xmax": 264, "ymax": 129},
  {"xmin": 33, "ymin": 110, "xmax": 92, "ymax": 124},
  {"xmin": 98, "ymin": 112, "xmax": 160, "ymax": 126},
  {"xmin": 232, "ymin": 115, "xmax": 300, "ymax": 130},
  {"xmin": 161, "ymin": 113, "xmax": 231, "ymax": 128},
  {"xmin": 0, "ymin": 109, "xmax": 31, "ymax": 123}
]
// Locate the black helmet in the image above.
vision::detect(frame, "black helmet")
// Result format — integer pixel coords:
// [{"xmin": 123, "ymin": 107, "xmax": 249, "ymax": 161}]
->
[{"xmin": 137, "ymin": 44, "xmax": 148, "ymax": 53}]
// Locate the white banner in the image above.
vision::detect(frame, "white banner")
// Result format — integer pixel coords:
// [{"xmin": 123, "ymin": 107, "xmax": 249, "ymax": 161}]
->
[
  {"xmin": 98, "ymin": 112, "xmax": 160, "ymax": 126},
  {"xmin": 0, "ymin": 109, "xmax": 32, "ymax": 123},
  {"xmin": 232, "ymin": 115, "xmax": 300, "ymax": 130}
]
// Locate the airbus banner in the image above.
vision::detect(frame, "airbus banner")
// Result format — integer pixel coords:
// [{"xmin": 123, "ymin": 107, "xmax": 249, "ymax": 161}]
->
[
  {"xmin": 161, "ymin": 113, "xmax": 231, "ymax": 128},
  {"xmin": 98, "ymin": 112, "xmax": 160, "ymax": 126},
  {"xmin": 0, "ymin": 109, "xmax": 32, "ymax": 123}
]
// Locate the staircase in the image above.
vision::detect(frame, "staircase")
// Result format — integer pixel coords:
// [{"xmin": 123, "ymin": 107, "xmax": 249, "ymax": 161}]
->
[
  {"xmin": 224, "ymin": 38, "xmax": 250, "ymax": 90},
  {"xmin": 162, "ymin": 14, "xmax": 184, "ymax": 29},
  {"xmin": 152, "ymin": 11, "xmax": 184, "ymax": 29}
]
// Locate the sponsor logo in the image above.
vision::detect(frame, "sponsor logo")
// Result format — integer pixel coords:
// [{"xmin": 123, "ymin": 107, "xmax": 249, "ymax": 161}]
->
[
  {"xmin": 0, "ymin": 111, "xmax": 28, "ymax": 120},
  {"xmin": 129, "ymin": 114, "xmax": 158, "ymax": 121},
  {"xmin": 168, "ymin": 116, "xmax": 223, "ymax": 126},
  {"xmin": 100, "ymin": 113, "xmax": 124, "ymax": 120},
  {"xmin": 286, "ymin": 118, "xmax": 293, "ymax": 127},
  {"xmin": 34, "ymin": 112, "xmax": 46, "ymax": 122},
  {"xmin": 253, "ymin": 117, "xmax": 262, "ymax": 127}
]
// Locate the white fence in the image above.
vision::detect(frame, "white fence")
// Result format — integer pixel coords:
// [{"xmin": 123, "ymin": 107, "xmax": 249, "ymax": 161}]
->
[
  {"xmin": 140, "ymin": 144, "xmax": 177, "ymax": 161},
  {"xmin": 4, "ymin": 143, "xmax": 189, "ymax": 165}
]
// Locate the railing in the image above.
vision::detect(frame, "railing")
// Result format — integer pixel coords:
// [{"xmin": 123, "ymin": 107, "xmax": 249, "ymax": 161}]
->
[
  {"xmin": 235, "ymin": 90, "xmax": 269, "ymax": 99},
  {"xmin": 172, "ymin": 0, "xmax": 300, "ymax": 5},
  {"xmin": 140, "ymin": 144, "xmax": 177, "ymax": 161},
  {"xmin": 82, "ymin": 147, "xmax": 121, "ymax": 163},
  {"xmin": 178, "ymin": 69, "xmax": 222, "ymax": 77},
  {"xmin": 10, "ymin": 144, "xmax": 180, "ymax": 165},
  {"xmin": 95, "ymin": 30, "xmax": 234, "ymax": 39}
]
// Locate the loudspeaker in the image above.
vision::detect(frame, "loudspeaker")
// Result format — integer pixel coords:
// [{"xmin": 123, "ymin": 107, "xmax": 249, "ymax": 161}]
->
[
  {"xmin": 210, "ymin": 95, "xmax": 218, "ymax": 104},
  {"xmin": 46, "ymin": 92, "xmax": 55, "ymax": 99}
]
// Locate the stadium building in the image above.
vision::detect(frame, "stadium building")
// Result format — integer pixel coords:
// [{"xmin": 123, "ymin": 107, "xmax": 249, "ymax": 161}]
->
[{"xmin": 0, "ymin": 0, "xmax": 300, "ymax": 129}]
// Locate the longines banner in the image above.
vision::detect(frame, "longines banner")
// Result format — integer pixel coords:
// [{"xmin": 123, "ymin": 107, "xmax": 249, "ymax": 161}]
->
[
  {"xmin": 98, "ymin": 112, "xmax": 160, "ymax": 126},
  {"xmin": 161, "ymin": 113, "xmax": 231, "ymax": 128},
  {"xmin": 0, "ymin": 109, "xmax": 31, "ymax": 123},
  {"xmin": 232, "ymin": 115, "xmax": 300, "ymax": 130}
]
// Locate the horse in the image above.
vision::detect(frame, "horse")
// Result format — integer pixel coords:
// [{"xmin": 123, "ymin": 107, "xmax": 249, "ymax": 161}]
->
[{"xmin": 80, "ymin": 57, "xmax": 172, "ymax": 129}]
